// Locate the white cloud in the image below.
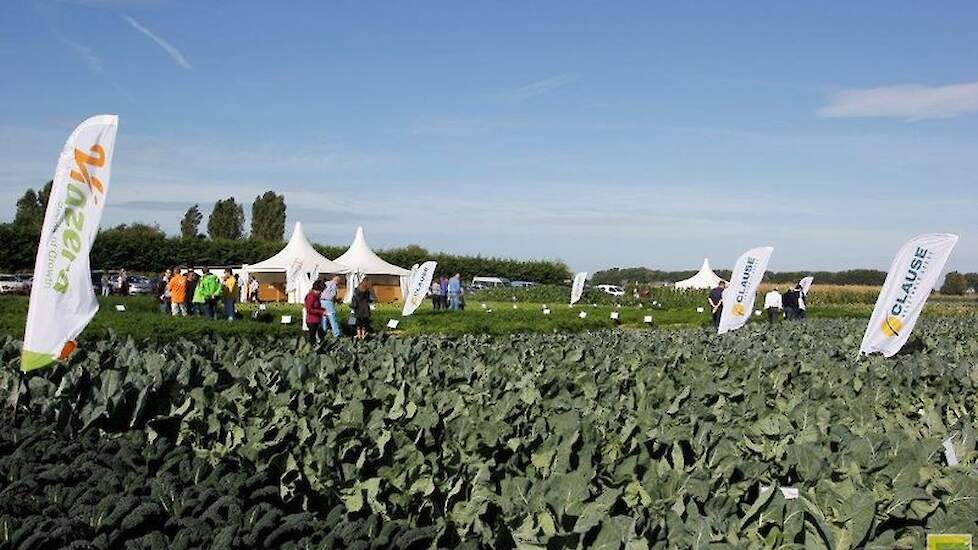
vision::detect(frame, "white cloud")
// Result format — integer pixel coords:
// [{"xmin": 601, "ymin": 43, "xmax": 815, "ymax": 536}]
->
[
  {"xmin": 818, "ymin": 80, "xmax": 978, "ymax": 120},
  {"xmin": 502, "ymin": 73, "xmax": 580, "ymax": 102},
  {"xmin": 60, "ymin": 38, "xmax": 103, "ymax": 74},
  {"xmin": 123, "ymin": 15, "xmax": 191, "ymax": 69}
]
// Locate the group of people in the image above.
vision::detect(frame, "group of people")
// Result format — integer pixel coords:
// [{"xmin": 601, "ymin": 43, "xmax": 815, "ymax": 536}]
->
[
  {"xmin": 763, "ymin": 285, "xmax": 808, "ymax": 323},
  {"xmin": 303, "ymin": 276, "xmax": 372, "ymax": 344},
  {"xmin": 158, "ymin": 268, "xmax": 239, "ymax": 320},
  {"xmin": 430, "ymin": 274, "xmax": 464, "ymax": 311},
  {"xmin": 99, "ymin": 269, "xmax": 128, "ymax": 296},
  {"xmin": 707, "ymin": 281, "xmax": 808, "ymax": 327}
]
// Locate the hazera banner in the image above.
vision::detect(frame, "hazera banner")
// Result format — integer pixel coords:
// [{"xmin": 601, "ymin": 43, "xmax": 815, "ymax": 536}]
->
[{"xmin": 22, "ymin": 115, "xmax": 119, "ymax": 372}]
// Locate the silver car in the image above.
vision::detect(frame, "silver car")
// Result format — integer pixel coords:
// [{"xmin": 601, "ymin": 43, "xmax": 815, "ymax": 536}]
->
[{"xmin": 0, "ymin": 274, "xmax": 29, "ymax": 294}]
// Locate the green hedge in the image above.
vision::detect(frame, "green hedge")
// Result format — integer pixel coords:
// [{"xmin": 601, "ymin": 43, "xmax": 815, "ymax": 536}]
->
[{"xmin": 0, "ymin": 224, "xmax": 570, "ymax": 284}]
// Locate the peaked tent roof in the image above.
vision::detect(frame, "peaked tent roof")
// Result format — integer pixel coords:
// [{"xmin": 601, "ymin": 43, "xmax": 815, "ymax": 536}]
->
[
  {"xmin": 246, "ymin": 222, "xmax": 349, "ymax": 273},
  {"xmin": 674, "ymin": 258, "xmax": 723, "ymax": 289},
  {"xmin": 334, "ymin": 226, "xmax": 411, "ymax": 276}
]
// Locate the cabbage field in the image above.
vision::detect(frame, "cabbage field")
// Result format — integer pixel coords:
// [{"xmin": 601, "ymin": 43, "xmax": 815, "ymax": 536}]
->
[{"xmin": 2, "ymin": 316, "xmax": 977, "ymax": 549}]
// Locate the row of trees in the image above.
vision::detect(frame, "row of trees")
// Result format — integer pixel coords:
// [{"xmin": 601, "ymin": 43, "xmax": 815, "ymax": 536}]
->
[
  {"xmin": 1, "ymin": 183, "xmax": 570, "ymax": 283},
  {"xmin": 10, "ymin": 182, "xmax": 288, "ymax": 243},
  {"xmin": 0, "ymin": 223, "xmax": 570, "ymax": 283},
  {"xmin": 591, "ymin": 266, "xmax": 890, "ymax": 286},
  {"xmin": 178, "ymin": 192, "xmax": 287, "ymax": 241},
  {"xmin": 940, "ymin": 272, "xmax": 978, "ymax": 295}
]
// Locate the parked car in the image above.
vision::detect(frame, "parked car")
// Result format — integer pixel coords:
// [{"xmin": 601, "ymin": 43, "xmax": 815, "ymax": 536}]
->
[
  {"xmin": 0, "ymin": 274, "xmax": 29, "ymax": 295},
  {"xmin": 472, "ymin": 276, "xmax": 510, "ymax": 288},
  {"xmin": 509, "ymin": 281, "xmax": 537, "ymax": 288},
  {"xmin": 109, "ymin": 274, "xmax": 155, "ymax": 295},
  {"xmin": 596, "ymin": 284, "xmax": 625, "ymax": 297},
  {"xmin": 127, "ymin": 276, "xmax": 156, "ymax": 295}
]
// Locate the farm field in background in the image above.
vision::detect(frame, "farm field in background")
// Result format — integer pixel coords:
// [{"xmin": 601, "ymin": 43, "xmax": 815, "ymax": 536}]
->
[{"xmin": 1, "ymin": 293, "xmax": 977, "ymax": 344}]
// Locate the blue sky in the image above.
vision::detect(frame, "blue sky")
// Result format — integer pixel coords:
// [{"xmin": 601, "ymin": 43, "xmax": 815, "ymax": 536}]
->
[{"xmin": 1, "ymin": 1, "xmax": 976, "ymax": 272}]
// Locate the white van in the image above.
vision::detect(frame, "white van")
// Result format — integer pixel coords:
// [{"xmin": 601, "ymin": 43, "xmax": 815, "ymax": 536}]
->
[{"xmin": 472, "ymin": 276, "xmax": 511, "ymax": 289}]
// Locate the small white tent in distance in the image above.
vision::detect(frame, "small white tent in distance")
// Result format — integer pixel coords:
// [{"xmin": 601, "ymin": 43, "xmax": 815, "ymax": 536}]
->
[
  {"xmin": 242, "ymin": 222, "xmax": 349, "ymax": 303},
  {"xmin": 674, "ymin": 258, "xmax": 724, "ymax": 290},
  {"xmin": 334, "ymin": 226, "xmax": 412, "ymax": 303}
]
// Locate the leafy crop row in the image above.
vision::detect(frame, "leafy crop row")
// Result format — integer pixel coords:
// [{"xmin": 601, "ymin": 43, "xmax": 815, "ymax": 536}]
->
[{"xmin": 2, "ymin": 317, "xmax": 977, "ymax": 548}]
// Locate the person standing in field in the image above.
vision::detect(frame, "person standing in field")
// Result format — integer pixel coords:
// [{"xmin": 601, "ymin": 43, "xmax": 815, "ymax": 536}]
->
[
  {"xmin": 221, "ymin": 269, "xmax": 237, "ymax": 321},
  {"xmin": 709, "ymin": 281, "xmax": 726, "ymax": 328},
  {"xmin": 763, "ymin": 288, "xmax": 783, "ymax": 324},
  {"xmin": 185, "ymin": 270, "xmax": 198, "ymax": 315},
  {"xmin": 351, "ymin": 279, "xmax": 373, "ymax": 341},
  {"xmin": 196, "ymin": 271, "xmax": 222, "ymax": 319},
  {"xmin": 167, "ymin": 267, "xmax": 188, "ymax": 316},
  {"xmin": 448, "ymin": 273, "xmax": 462, "ymax": 311},
  {"xmin": 158, "ymin": 269, "xmax": 172, "ymax": 314},
  {"xmin": 438, "ymin": 277, "xmax": 449, "ymax": 311},
  {"xmin": 249, "ymin": 277, "xmax": 260, "ymax": 303},
  {"xmin": 797, "ymin": 284, "xmax": 808, "ymax": 320},
  {"xmin": 119, "ymin": 269, "xmax": 130, "ymax": 296},
  {"xmin": 320, "ymin": 275, "xmax": 342, "ymax": 338},
  {"xmin": 304, "ymin": 280, "xmax": 326, "ymax": 346},
  {"xmin": 782, "ymin": 286, "xmax": 800, "ymax": 321},
  {"xmin": 100, "ymin": 272, "xmax": 110, "ymax": 296},
  {"xmin": 430, "ymin": 280, "xmax": 441, "ymax": 310}
]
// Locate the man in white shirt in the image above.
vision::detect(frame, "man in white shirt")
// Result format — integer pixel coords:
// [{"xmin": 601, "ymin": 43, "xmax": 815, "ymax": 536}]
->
[{"xmin": 764, "ymin": 288, "xmax": 783, "ymax": 324}]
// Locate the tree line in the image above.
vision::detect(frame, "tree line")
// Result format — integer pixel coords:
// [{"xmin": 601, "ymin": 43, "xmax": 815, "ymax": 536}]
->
[
  {"xmin": 592, "ymin": 266, "xmax": 891, "ymax": 286},
  {"xmin": 0, "ymin": 183, "xmax": 570, "ymax": 283},
  {"xmin": 940, "ymin": 272, "xmax": 978, "ymax": 295}
]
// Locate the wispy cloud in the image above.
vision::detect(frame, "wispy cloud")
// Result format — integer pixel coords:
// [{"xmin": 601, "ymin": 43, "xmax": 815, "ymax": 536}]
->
[
  {"xmin": 59, "ymin": 38, "xmax": 103, "ymax": 74},
  {"xmin": 818, "ymin": 80, "xmax": 978, "ymax": 120},
  {"xmin": 502, "ymin": 73, "xmax": 580, "ymax": 102},
  {"xmin": 123, "ymin": 15, "xmax": 191, "ymax": 69}
]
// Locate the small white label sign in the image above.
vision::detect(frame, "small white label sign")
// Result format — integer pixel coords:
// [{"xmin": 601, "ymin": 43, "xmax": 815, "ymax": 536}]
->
[
  {"xmin": 755, "ymin": 310, "xmax": 762, "ymax": 316},
  {"xmin": 579, "ymin": 311, "xmax": 587, "ymax": 319},
  {"xmin": 610, "ymin": 312, "xmax": 619, "ymax": 320},
  {"xmin": 696, "ymin": 307, "xmax": 705, "ymax": 313},
  {"xmin": 369, "ymin": 304, "xmax": 376, "ymax": 311},
  {"xmin": 386, "ymin": 319, "xmax": 400, "ymax": 329},
  {"xmin": 643, "ymin": 315, "xmax": 653, "ymax": 323},
  {"xmin": 280, "ymin": 315, "xmax": 292, "ymax": 324},
  {"xmin": 943, "ymin": 437, "xmax": 959, "ymax": 466},
  {"xmin": 114, "ymin": 305, "xmax": 126, "ymax": 312},
  {"xmin": 480, "ymin": 303, "xmax": 487, "ymax": 309},
  {"xmin": 259, "ymin": 304, "xmax": 267, "ymax": 311},
  {"xmin": 543, "ymin": 308, "xmax": 551, "ymax": 315}
]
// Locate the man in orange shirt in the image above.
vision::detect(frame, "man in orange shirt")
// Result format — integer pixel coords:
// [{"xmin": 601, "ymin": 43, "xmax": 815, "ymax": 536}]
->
[{"xmin": 167, "ymin": 267, "xmax": 188, "ymax": 316}]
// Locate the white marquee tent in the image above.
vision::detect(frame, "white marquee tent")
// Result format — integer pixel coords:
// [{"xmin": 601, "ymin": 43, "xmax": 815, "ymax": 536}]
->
[
  {"xmin": 242, "ymin": 222, "xmax": 349, "ymax": 303},
  {"xmin": 335, "ymin": 226, "xmax": 411, "ymax": 303},
  {"xmin": 674, "ymin": 258, "xmax": 724, "ymax": 290}
]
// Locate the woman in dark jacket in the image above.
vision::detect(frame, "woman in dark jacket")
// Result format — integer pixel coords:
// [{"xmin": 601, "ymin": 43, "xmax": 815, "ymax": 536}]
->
[
  {"xmin": 304, "ymin": 280, "xmax": 326, "ymax": 345},
  {"xmin": 350, "ymin": 279, "xmax": 373, "ymax": 341}
]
